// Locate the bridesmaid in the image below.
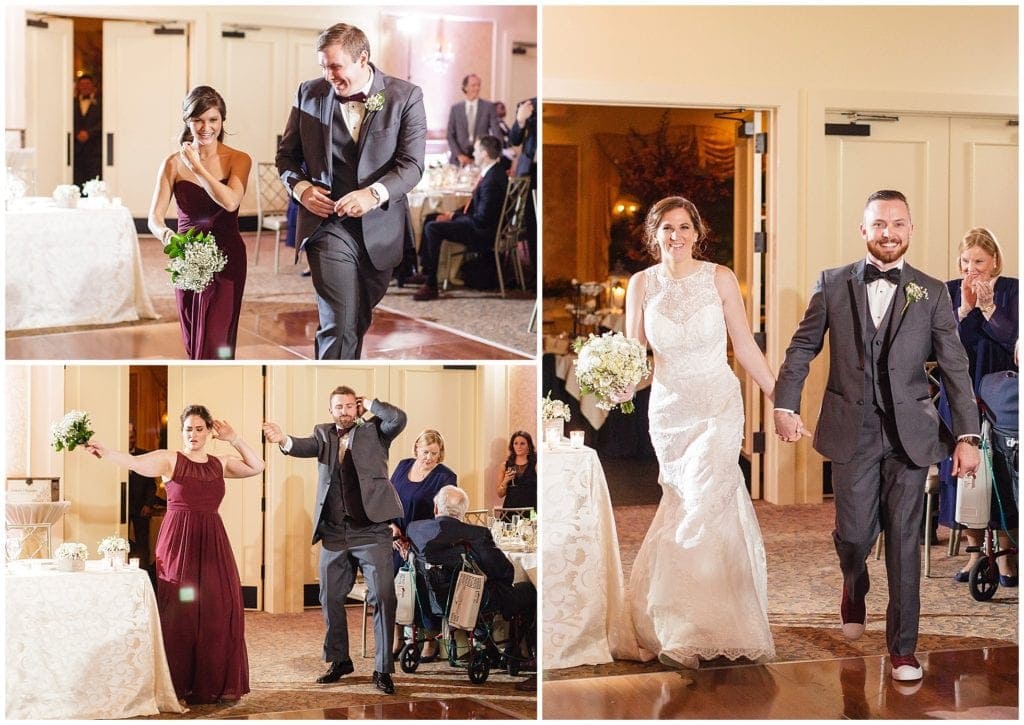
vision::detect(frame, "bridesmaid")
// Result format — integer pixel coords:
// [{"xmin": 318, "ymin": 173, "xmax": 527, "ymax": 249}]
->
[{"xmin": 147, "ymin": 86, "xmax": 251, "ymax": 360}]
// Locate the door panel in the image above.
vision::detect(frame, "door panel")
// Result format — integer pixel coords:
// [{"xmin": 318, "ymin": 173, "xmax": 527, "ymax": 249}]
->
[{"xmin": 25, "ymin": 16, "xmax": 73, "ymax": 194}]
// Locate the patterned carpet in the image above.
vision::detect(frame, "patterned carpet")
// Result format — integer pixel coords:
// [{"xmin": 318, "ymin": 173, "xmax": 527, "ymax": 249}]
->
[
  {"xmin": 545, "ymin": 469, "xmax": 1019, "ymax": 682},
  {"xmin": 138, "ymin": 607, "xmax": 536, "ymax": 719}
]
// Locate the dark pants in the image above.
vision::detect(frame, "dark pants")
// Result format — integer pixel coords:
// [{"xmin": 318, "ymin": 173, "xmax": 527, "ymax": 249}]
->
[
  {"xmin": 831, "ymin": 408, "xmax": 928, "ymax": 657},
  {"xmin": 419, "ymin": 215, "xmax": 492, "ymax": 288},
  {"xmin": 319, "ymin": 522, "xmax": 396, "ymax": 673},
  {"xmin": 305, "ymin": 219, "xmax": 390, "ymax": 359}
]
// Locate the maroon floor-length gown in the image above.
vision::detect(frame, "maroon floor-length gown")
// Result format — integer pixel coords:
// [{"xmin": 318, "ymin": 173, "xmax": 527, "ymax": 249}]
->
[
  {"xmin": 156, "ymin": 453, "xmax": 249, "ymax": 704},
  {"xmin": 173, "ymin": 179, "xmax": 247, "ymax": 360}
]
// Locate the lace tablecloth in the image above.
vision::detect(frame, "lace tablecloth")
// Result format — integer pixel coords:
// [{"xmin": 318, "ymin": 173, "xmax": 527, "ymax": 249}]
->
[
  {"xmin": 5, "ymin": 200, "xmax": 158, "ymax": 330},
  {"xmin": 502, "ymin": 550, "xmax": 537, "ymax": 586},
  {"xmin": 5, "ymin": 561, "xmax": 185, "ymax": 719},
  {"xmin": 541, "ymin": 444, "xmax": 635, "ymax": 668}
]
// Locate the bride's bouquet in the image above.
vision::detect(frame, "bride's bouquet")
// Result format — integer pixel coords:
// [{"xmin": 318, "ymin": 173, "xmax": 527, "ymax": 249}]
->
[
  {"xmin": 572, "ymin": 331, "xmax": 651, "ymax": 414},
  {"xmin": 164, "ymin": 228, "xmax": 227, "ymax": 293},
  {"xmin": 50, "ymin": 410, "xmax": 94, "ymax": 452}
]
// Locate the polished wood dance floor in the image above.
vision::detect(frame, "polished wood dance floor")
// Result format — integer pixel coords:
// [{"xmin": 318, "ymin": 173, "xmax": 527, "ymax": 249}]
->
[
  {"xmin": 543, "ymin": 646, "xmax": 1018, "ymax": 719},
  {"xmin": 5, "ymin": 307, "xmax": 529, "ymax": 361},
  {"xmin": 233, "ymin": 696, "xmax": 524, "ymax": 719}
]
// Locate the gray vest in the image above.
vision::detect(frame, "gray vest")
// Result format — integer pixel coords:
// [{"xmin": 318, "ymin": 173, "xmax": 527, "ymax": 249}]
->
[
  {"xmin": 330, "ymin": 99, "xmax": 360, "ymax": 200},
  {"xmin": 864, "ymin": 297, "xmax": 897, "ymax": 414}
]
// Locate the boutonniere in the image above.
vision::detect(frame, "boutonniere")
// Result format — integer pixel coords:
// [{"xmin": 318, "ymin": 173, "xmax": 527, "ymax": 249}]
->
[
  {"xmin": 364, "ymin": 92, "xmax": 385, "ymax": 113},
  {"xmin": 902, "ymin": 281, "xmax": 929, "ymax": 314}
]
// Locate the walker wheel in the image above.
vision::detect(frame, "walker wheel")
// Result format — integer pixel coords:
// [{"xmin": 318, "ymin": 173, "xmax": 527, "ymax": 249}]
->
[
  {"xmin": 399, "ymin": 641, "xmax": 422, "ymax": 673},
  {"xmin": 467, "ymin": 650, "xmax": 490, "ymax": 684},
  {"xmin": 969, "ymin": 557, "xmax": 998, "ymax": 601}
]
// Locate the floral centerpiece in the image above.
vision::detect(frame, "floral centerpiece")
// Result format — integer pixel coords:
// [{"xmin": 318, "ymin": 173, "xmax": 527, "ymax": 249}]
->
[
  {"xmin": 50, "ymin": 410, "xmax": 94, "ymax": 452},
  {"xmin": 5, "ymin": 168, "xmax": 27, "ymax": 205},
  {"xmin": 52, "ymin": 183, "xmax": 81, "ymax": 208},
  {"xmin": 573, "ymin": 331, "xmax": 652, "ymax": 414},
  {"xmin": 164, "ymin": 228, "xmax": 227, "ymax": 293},
  {"xmin": 81, "ymin": 177, "xmax": 108, "ymax": 198},
  {"xmin": 98, "ymin": 535, "xmax": 129, "ymax": 568},
  {"xmin": 55, "ymin": 542, "xmax": 89, "ymax": 572},
  {"xmin": 541, "ymin": 391, "xmax": 571, "ymax": 442}
]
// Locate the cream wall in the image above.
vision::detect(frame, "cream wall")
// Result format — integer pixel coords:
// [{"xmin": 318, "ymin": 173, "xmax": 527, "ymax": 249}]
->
[{"xmin": 544, "ymin": 5, "xmax": 1018, "ymax": 504}]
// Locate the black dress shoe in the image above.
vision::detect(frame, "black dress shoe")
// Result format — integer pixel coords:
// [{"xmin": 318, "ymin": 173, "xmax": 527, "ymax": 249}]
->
[
  {"xmin": 413, "ymin": 284, "xmax": 439, "ymax": 301},
  {"xmin": 316, "ymin": 659, "xmax": 354, "ymax": 684},
  {"xmin": 372, "ymin": 671, "xmax": 395, "ymax": 694}
]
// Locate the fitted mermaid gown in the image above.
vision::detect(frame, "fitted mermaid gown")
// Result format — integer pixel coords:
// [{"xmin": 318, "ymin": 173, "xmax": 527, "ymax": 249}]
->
[
  {"xmin": 156, "ymin": 453, "xmax": 249, "ymax": 703},
  {"xmin": 628, "ymin": 262, "xmax": 775, "ymax": 668},
  {"xmin": 173, "ymin": 179, "xmax": 247, "ymax": 359}
]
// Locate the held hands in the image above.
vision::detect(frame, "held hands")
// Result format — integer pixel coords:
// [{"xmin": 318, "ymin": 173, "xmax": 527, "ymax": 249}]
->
[
  {"xmin": 951, "ymin": 440, "xmax": 981, "ymax": 478},
  {"xmin": 774, "ymin": 410, "xmax": 813, "ymax": 443},
  {"xmin": 334, "ymin": 188, "xmax": 377, "ymax": 219},
  {"xmin": 299, "ymin": 185, "xmax": 335, "ymax": 219}
]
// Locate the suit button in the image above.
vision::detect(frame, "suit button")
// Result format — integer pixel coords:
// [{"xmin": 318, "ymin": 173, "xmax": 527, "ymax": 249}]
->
[
  {"xmin": 857, "ymin": 400, "xmax": 864, "ymax": 405},
  {"xmin": 874, "ymin": 340, "xmax": 882, "ymax": 346}
]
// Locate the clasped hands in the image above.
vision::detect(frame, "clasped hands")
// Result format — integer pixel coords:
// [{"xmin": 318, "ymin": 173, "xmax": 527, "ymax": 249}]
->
[
  {"xmin": 773, "ymin": 410, "xmax": 813, "ymax": 443},
  {"xmin": 301, "ymin": 185, "xmax": 377, "ymax": 220}
]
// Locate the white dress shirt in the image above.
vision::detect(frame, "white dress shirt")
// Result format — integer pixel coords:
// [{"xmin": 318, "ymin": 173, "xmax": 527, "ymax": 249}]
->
[
  {"xmin": 465, "ymin": 99, "xmax": 478, "ymax": 144},
  {"xmin": 865, "ymin": 256, "xmax": 903, "ymax": 328}
]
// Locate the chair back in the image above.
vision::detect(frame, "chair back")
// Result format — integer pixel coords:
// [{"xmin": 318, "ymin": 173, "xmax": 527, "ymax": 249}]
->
[
  {"xmin": 492, "ymin": 177, "xmax": 531, "ymax": 254},
  {"xmin": 493, "ymin": 506, "xmax": 534, "ymax": 522},
  {"xmin": 255, "ymin": 162, "xmax": 290, "ymax": 226},
  {"xmin": 464, "ymin": 509, "xmax": 490, "ymax": 526}
]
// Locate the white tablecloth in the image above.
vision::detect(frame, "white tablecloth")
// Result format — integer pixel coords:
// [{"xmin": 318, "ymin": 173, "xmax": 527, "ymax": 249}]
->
[
  {"xmin": 407, "ymin": 189, "xmax": 472, "ymax": 248},
  {"xmin": 541, "ymin": 444, "xmax": 634, "ymax": 669},
  {"xmin": 5, "ymin": 560, "xmax": 184, "ymax": 719},
  {"xmin": 503, "ymin": 549, "xmax": 537, "ymax": 586},
  {"xmin": 5, "ymin": 199, "xmax": 158, "ymax": 330}
]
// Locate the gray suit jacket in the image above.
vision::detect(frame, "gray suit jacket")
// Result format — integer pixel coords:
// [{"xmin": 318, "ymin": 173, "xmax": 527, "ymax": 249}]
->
[
  {"xmin": 776, "ymin": 259, "xmax": 979, "ymax": 467},
  {"xmin": 276, "ymin": 65, "xmax": 427, "ymax": 271},
  {"xmin": 446, "ymin": 99, "xmax": 501, "ymax": 164},
  {"xmin": 286, "ymin": 399, "xmax": 407, "ymax": 544}
]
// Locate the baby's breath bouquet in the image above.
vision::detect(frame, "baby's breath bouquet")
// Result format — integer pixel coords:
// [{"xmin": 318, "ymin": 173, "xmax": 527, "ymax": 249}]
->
[
  {"xmin": 50, "ymin": 411, "xmax": 94, "ymax": 452},
  {"xmin": 81, "ymin": 177, "xmax": 107, "ymax": 197},
  {"xmin": 97, "ymin": 535, "xmax": 129, "ymax": 555},
  {"xmin": 164, "ymin": 228, "xmax": 227, "ymax": 293},
  {"xmin": 542, "ymin": 392, "xmax": 571, "ymax": 422},
  {"xmin": 55, "ymin": 542, "xmax": 89, "ymax": 561},
  {"xmin": 573, "ymin": 331, "xmax": 651, "ymax": 414}
]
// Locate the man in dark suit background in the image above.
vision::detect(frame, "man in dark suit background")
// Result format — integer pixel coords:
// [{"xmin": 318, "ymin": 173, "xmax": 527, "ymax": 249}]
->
[
  {"xmin": 263, "ymin": 386, "xmax": 407, "ymax": 695},
  {"xmin": 413, "ymin": 135, "xmax": 508, "ymax": 301},
  {"xmin": 446, "ymin": 73, "xmax": 501, "ymax": 167},
  {"xmin": 774, "ymin": 189, "xmax": 980, "ymax": 683},
  {"xmin": 508, "ymin": 97, "xmax": 537, "ymax": 278},
  {"xmin": 73, "ymin": 74, "xmax": 102, "ymax": 186},
  {"xmin": 276, "ymin": 22, "xmax": 426, "ymax": 359}
]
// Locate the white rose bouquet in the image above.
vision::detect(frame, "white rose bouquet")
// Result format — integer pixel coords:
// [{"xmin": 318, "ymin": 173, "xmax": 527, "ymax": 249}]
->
[
  {"xmin": 542, "ymin": 392, "xmax": 571, "ymax": 422},
  {"xmin": 82, "ymin": 177, "xmax": 108, "ymax": 197},
  {"xmin": 50, "ymin": 410, "xmax": 95, "ymax": 452},
  {"xmin": 164, "ymin": 228, "xmax": 227, "ymax": 293},
  {"xmin": 573, "ymin": 331, "xmax": 651, "ymax": 414},
  {"xmin": 55, "ymin": 542, "xmax": 89, "ymax": 561},
  {"xmin": 98, "ymin": 535, "xmax": 129, "ymax": 555},
  {"xmin": 52, "ymin": 184, "xmax": 81, "ymax": 203}
]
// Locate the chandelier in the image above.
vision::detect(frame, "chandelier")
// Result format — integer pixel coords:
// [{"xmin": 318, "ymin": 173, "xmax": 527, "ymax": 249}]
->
[{"xmin": 428, "ymin": 19, "xmax": 455, "ymax": 71}]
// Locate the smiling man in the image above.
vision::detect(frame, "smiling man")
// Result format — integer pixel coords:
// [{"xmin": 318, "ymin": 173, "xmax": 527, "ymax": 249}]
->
[
  {"xmin": 276, "ymin": 23, "xmax": 426, "ymax": 359},
  {"xmin": 774, "ymin": 189, "xmax": 981, "ymax": 683}
]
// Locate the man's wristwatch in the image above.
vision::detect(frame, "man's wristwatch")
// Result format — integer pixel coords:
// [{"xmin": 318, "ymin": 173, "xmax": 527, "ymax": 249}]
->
[
  {"xmin": 368, "ymin": 186, "xmax": 381, "ymax": 207},
  {"xmin": 961, "ymin": 438, "xmax": 981, "ymax": 447}
]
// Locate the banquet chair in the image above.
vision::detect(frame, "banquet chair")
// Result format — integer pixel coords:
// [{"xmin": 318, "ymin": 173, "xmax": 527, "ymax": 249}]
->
[
  {"xmin": 464, "ymin": 509, "xmax": 490, "ymax": 526},
  {"xmin": 493, "ymin": 506, "xmax": 535, "ymax": 522},
  {"xmin": 439, "ymin": 176, "xmax": 531, "ymax": 297},
  {"xmin": 254, "ymin": 162, "xmax": 289, "ymax": 274}
]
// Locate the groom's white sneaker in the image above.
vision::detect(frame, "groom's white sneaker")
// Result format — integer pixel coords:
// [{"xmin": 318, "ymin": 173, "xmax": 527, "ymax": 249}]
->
[
  {"xmin": 840, "ymin": 585, "xmax": 865, "ymax": 640},
  {"xmin": 890, "ymin": 653, "xmax": 924, "ymax": 681}
]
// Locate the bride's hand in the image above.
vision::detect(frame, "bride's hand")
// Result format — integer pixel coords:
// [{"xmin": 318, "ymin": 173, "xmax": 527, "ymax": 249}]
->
[{"xmin": 609, "ymin": 385, "xmax": 636, "ymax": 404}]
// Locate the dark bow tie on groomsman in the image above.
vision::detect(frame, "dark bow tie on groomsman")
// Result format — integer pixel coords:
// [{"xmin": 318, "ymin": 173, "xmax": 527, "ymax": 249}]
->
[
  {"xmin": 863, "ymin": 264, "xmax": 901, "ymax": 285},
  {"xmin": 337, "ymin": 92, "xmax": 367, "ymax": 104}
]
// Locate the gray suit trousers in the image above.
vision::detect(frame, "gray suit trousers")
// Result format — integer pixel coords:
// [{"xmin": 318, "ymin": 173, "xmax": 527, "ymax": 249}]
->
[
  {"xmin": 318, "ymin": 525, "xmax": 397, "ymax": 673},
  {"xmin": 831, "ymin": 407, "xmax": 928, "ymax": 657},
  {"xmin": 306, "ymin": 219, "xmax": 391, "ymax": 360}
]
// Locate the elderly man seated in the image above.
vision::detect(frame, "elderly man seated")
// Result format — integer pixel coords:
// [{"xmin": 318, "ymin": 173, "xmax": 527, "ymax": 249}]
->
[{"xmin": 407, "ymin": 485, "xmax": 536, "ymax": 628}]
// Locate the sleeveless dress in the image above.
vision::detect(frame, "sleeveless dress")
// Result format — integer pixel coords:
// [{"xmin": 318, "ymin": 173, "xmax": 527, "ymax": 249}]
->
[
  {"xmin": 155, "ymin": 453, "xmax": 249, "ymax": 704},
  {"xmin": 173, "ymin": 179, "xmax": 247, "ymax": 360},
  {"xmin": 627, "ymin": 262, "xmax": 775, "ymax": 667}
]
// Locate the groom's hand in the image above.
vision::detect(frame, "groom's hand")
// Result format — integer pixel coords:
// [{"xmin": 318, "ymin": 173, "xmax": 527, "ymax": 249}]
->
[
  {"xmin": 951, "ymin": 440, "xmax": 981, "ymax": 477},
  {"xmin": 774, "ymin": 409, "xmax": 811, "ymax": 442},
  {"xmin": 335, "ymin": 189, "xmax": 376, "ymax": 218},
  {"xmin": 300, "ymin": 185, "xmax": 335, "ymax": 218}
]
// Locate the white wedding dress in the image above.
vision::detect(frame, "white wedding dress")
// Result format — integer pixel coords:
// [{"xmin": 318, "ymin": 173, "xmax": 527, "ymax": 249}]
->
[{"xmin": 628, "ymin": 262, "xmax": 775, "ymax": 667}]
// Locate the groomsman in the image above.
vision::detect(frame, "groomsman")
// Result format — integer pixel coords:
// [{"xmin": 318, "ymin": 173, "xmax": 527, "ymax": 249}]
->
[
  {"xmin": 774, "ymin": 189, "xmax": 980, "ymax": 682},
  {"xmin": 73, "ymin": 74, "xmax": 102, "ymax": 186}
]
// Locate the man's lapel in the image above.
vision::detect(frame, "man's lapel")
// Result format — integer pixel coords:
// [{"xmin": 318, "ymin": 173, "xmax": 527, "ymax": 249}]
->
[
  {"xmin": 356, "ymin": 66, "xmax": 388, "ymax": 159},
  {"xmin": 848, "ymin": 261, "xmax": 869, "ymax": 369},
  {"xmin": 887, "ymin": 263, "xmax": 913, "ymax": 344}
]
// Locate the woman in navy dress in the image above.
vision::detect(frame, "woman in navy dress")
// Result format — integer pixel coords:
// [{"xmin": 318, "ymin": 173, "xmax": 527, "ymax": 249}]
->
[
  {"xmin": 147, "ymin": 86, "xmax": 251, "ymax": 359},
  {"xmin": 937, "ymin": 228, "xmax": 1018, "ymax": 586},
  {"xmin": 85, "ymin": 405, "xmax": 265, "ymax": 703},
  {"xmin": 390, "ymin": 429, "xmax": 457, "ymax": 658}
]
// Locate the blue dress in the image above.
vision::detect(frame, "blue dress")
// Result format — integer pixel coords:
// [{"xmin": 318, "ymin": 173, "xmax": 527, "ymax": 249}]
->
[
  {"xmin": 391, "ymin": 458, "xmax": 458, "ymax": 573},
  {"xmin": 937, "ymin": 276, "xmax": 1018, "ymax": 529}
]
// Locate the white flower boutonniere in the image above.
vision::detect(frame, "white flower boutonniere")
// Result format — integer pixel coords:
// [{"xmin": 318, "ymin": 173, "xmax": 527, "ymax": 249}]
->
[
  {"xmin": 902, "ymin": 281, "xmax": 929, "ymax": 315},
  {"xmin": 364, "ymin": 92, "xmax": 385, "ymax": 113}
]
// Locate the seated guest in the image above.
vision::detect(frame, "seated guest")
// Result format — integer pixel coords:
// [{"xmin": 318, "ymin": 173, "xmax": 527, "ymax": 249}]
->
[
  {"xmin": 446, "ymin": 73, "xmax": 500, "ymax": 167},
  {"xmin": 414, "ymin": 135, "xmax": 508, "ymax": 301},
  {"xmin": 407, "ymin": 485, "xmax": 536, "ymax": 625}
]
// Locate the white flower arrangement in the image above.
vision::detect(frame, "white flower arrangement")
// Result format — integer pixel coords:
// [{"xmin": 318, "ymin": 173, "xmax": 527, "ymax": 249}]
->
[
  {"xmin": 52, "ymin": 183, "xmax": 81, "ymax": 201},
  {"xmin": 55, "ymin": 542, "xmax": 89, "ymax": 561},
  {"xmin": 81, "ymin": 177, "xmax": 107, "ymax": 197},
  {"xmin": 542, "ymin": 392, "xmax": 571, "ymax": 422},
  {"xmin": 50, "ymin": 410, "xmax": 95, "ymax": 452},
  {"xmin": 573, "ymin": 331, "xmax": 652, "ymax": 414},
  {"xmin": 98, "ymin": 535, "xmax": 129, "ymax": 555},
  {"xmin": 364, "ymin": 91, "xmax": 385, "ymax": 112},
  {"xmin": 5, "ymin": 168, "xmax": 27, "ymax": 202},
  {"xmin": 164, "ymin": 228, "xmax": 227, "ymax": 293},
  {"xmin": 902, "ymin": 281, "xmax": 929, "ymax": 314}
]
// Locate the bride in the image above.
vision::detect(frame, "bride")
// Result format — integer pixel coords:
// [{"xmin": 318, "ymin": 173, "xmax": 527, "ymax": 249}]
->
[{"xmin": 623, "ymin": 196, "xmax": 789, "ymax": 668}]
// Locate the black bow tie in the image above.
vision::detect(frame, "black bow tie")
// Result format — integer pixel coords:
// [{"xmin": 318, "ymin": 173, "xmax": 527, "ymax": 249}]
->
[
  {"xmin": 337, "ymin": 425, "xmax": 356, "ymax": 436},
  {"xmin": 864, "ymin": 264, "xmax": 900, "ymax": 285},
  {"xmin": 337, "ymin": 92, "xmax": 367, "ymax": 104}
]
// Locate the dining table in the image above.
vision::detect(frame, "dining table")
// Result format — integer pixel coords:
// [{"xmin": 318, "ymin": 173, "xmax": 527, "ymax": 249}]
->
[
  {"xmin": 5, "ymin": 197, "xmax": 157, "ymax": 330},
  {"xmin": 5, "ymin": 559, "xmax": 185, "ymax": 719},
  {"xmin": 540, "ymin": 441, "xmax": 636, "ymax": 669}
]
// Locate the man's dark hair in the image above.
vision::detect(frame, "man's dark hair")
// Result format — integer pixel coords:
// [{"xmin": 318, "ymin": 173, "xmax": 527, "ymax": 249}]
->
[
  {"xmin": 329, "ymin": 385, "xmax": 357, "ymax": 402},
  {"xmin": 865, "ymin": 189, "xmax": 911, "ymax": 219},
  {"xmin": 477, "ymin": 135, "xmax": 501, "ymax": 160}
]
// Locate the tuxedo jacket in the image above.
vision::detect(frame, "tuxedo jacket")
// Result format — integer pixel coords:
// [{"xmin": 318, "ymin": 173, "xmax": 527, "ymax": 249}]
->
[
  {"xmin": 285, "ymin": 400, "xmax": 407, "ymax": 544},
  {"xmin": 406, "ymin": 516, "xmax": 514, "ymax": 588},
  {"xmin": 446, "ymin": 99, "xmax": 501, "ymax": 164},
  {"xmin": 775, "ymin": 259, "xmax": 979, "ymax": 467},
  {"xmin": 276, "ymin": 65, "xmax": 427, "ymax": 271},
  {"xmin": 74, "ymin": 98, "xmax": 102, "ymax": 160},
  {"xmin": 447, "ymin": 161, "xmax": 508, "ymax": 240}
]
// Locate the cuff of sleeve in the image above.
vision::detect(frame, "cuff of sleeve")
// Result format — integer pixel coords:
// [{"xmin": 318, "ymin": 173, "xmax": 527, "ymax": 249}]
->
[
  {"xmin": 957, "ymin": 435, "xmax": 981, "ymax": 443},
  {"xmin": 773, "ymin": 407, "xmax": 796, "ymax": 415},
  {"xmin": 369, "ymin": 182, "xmax": 389, "ymax": 206},
  {"xmin": 293, "ymin": 180, "xmax": 313, "ymax": 202},
  {"xmin": 364, "ymin": 398, "xmax": 378, "ymax": 415},
  {"xmin": 280, "ymin": 436, "xmax": 294, "ymax": 453}
]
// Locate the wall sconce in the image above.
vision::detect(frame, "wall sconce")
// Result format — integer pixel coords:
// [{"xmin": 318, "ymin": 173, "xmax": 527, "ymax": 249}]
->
[
  {"xmin": 429, "ymin": 18, "xmax": 455, "ymax": 71},
  {"xmin": 612, "ymin": 195, "xmax": 640, "ymax": 218}
]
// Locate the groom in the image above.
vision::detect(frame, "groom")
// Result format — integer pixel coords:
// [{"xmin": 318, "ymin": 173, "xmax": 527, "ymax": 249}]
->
[
  {"xmin": 276, "ymin": 22, "xmax": 426, "ymax": 359},
  {"xmin": 774, "ymin": 189, "xmax": 980, "ymax": 682}
]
